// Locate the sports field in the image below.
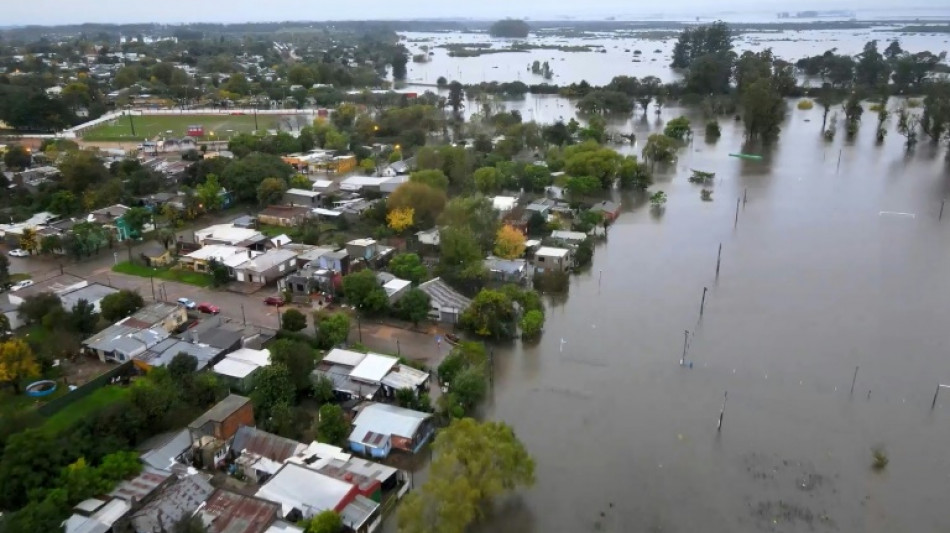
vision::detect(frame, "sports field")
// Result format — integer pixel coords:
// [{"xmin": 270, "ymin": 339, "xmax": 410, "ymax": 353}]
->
[{"xmin": 80, "ymin": 113, "xmax": 286, "ymax": 142}]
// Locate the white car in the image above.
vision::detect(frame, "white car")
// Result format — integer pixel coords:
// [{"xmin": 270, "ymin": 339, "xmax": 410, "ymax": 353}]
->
[
  {"xmin": 8, "ymin": 249, "xmax": 29, "ymax": 258},
  {"xmin": 10, "ymin": 280, "xmax": 34, "ymax": 292},
  {"xmin": 177, "ymin": 297, "xmax": 197, "ymax": 310}
]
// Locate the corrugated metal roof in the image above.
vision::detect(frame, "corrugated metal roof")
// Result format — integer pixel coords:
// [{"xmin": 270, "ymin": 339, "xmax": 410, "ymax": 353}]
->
[
  {"xmin": 232, "ymin": 426, "xmax": 305, "ymax": 463},
  {"xmin": 256, "ymin": 464, "xmax": 355, "ymax": 518},
  {"xmin": 419, "ymin": 278, "xmax": 471, "ymax": 311},
  {"xmin": 131, "ymin": 474, "xmax": 214, "ymax": 533},
  {"xmin": 348, "ymin": 403, "xmax": 431, "ymax": 442},
  {"xmin": 323, "ymin": 348, "xmax": 367, "ymax": 367},
  {"xmin": 188, "ymin": 394, "xmax": 251, "ymax": 430},
  {"xmin": 349, "ymin": 354, "xmax": 398, "ymax": 384},
  {"xmin": 140, "ymin": 429, "xmax": 191, "ymax": 472},
  {"xmin": 109, "ymin": 467, "xmax": 171, "ymax": 503},
  {"xmin": 380, "ymin": 364, "xmax": 429, "ymax": 391},
  {"xmin": 340, "ymin": 495, "xmax": 379, "ymax": 531},
  {"xmin": 202, "ymin": 489, "xmax": 278, "ymax": 533}
]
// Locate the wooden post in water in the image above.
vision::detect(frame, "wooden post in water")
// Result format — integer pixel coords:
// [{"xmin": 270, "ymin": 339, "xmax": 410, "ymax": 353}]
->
[
  {"xmin": 716, "ymin": 243, "xmax": 722, "ymax": 277},
  {"xmin": 850, "ymin": 366, "xmax": 859, "ymax": 396},
  {"xmin": 700, "ymin": 287, "xmax": 708, "ymax": 317},
  {"xmin": 718, "ymin": 391, "xmax": 727, "ymax": 431},
  {"xmin": 743, "ymin": 188, "xmax": 748, "ymax": 205},
  {"xmin": 734, "ymin": 198, "xmax": 740, "ymax": 227},
  {"xmin": 681, "ymin": 330, "xmax": 689, "ymax": 365},
  {"xmin": 932, "ymin": 384, "xmax": 941, "ymax": 410},
  {"xmin": 940, "ymin": 200, "xmax": 945, "ymax": 221},
  {"xmin": 836, "ymin": 149, "xmax": 842, "ymax": 173}
]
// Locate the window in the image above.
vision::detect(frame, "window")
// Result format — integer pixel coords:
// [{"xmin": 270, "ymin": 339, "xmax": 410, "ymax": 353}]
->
[{"xmin": 537, "ymin": 256, "xmax": 545, "ymax": 263}]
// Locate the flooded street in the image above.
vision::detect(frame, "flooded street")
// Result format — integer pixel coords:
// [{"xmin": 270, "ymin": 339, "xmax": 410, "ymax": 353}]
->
[{"xmin": 478, "ymin": 104, "xmax": 950, "ymax": 531}]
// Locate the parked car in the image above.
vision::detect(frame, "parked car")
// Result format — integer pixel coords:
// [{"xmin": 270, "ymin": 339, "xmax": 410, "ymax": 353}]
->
[
  {"xmin": 10, "ymin": 279, "xmax": 33, "ymax": 291},
  {"xmin": 177, "ymin": 297, "xmax": 197, "ymax": 310},
  {"xmin": 8, "ymin": 249, "xmax": 29, "ymax": 258},
  {"xmin": 264, "ymin": 296, "xmax": 285, "ymax": 307},
  {"xmin": 197, "ymin": 302, "xmax": 220, "ymax": 315}
]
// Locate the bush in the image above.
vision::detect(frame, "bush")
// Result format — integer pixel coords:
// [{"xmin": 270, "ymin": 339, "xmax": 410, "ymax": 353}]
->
[
  {"xmin": 280, "ymin": 309, "xmax": 307, "ymax": 332},
  {"xmin": 663, "ymin": 116, "xmax": 691, "ymax": 141},
  {"xmin": 797, "ymin": 99, "xmax": 814, "ymax": 110},
  {"xmin": 705, "ymin": 121, "xmax": 721, "ymax": 140},
  {"xmin": 520, "ymin": 310, "xmax": 544, "ymax": 339}
]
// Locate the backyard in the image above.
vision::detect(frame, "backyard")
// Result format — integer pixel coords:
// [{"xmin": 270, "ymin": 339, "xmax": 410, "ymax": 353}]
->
[
  {"xmin": 113, "ymin": 261, "xmax": 214, "ymax": 287},
  {"xmin": 40, "ymin": 385, "xmax": 131, "ymax": 434},
  {"xmin": 80, "ymin": 113, "xmax": 283, "ymax": 142}
]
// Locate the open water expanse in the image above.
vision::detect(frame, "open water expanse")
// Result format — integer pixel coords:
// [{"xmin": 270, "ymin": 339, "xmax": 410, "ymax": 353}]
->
[{"xmin": 388, "ymin": 23, "xmax": 950, "ymax": 533}]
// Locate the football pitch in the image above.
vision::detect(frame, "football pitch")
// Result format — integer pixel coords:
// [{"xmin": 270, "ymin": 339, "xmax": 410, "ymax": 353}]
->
[{"xmin": 80, "ymin": 113, "xmax": 286, "ymax": 142}]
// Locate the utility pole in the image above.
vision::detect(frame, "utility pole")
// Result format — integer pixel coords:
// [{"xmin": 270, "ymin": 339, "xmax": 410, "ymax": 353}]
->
[
  {"xmin": 718, "ymin": 391, "xmax": 727, "ymax": 432},
  {"xmin": 715, "ymin": 243, "xmax": 722, "ymax": 277},
  {"xmin": 357, "ymin": 315, "xmax": 363, "ymax": 343},
  {"xmin": 128, "ymin": 110, "xmax": 136, "ymax": 137},
  {"xmin": 699, "ymin": 287, "xmax": 708, "ymax": 317},
  {"xmin": 150, "ymin": 276, "xmax": 155, "ymax": 300},
  {"xmin": 850, "ymin": 366, "xmax": 859, "ymax": 396},
  {"xmin": 681, "ymin": 330, "xmax": 689, "ymax": 366},
  {"xmin": 940, "ymin": 200, "xmax": 946, "ymax": 221},
  {"xmin": 734, "ymin": 197, "xmax": 741, "ymax": 228},
  {"xmin": 396, "ymin": 339, "xmax": 401, "ymax": 357},
  {"xmin": 241, "ymin": 304, "xmax": 246, "ymax": 326}
]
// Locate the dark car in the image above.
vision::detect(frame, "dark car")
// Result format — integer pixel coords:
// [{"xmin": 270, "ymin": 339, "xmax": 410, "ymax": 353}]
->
[
  {"xmin": 264, "ymin": 296, "xmax": 285, "ymax": 307},
  {"xmin": 197, "ymin": 302, "xmax": 220, "ymax": 314}
]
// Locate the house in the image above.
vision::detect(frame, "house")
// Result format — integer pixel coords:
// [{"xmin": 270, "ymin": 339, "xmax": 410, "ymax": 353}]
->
[
  {"xmin": 234, "ymin": 248, "xmax": 298, "ymax": 285},
  {"xmin": 255, "ymin": 463, "xmax": 381, "ymax": 532},
  {"xmin": 589, "ymin": 200, "xmax": 621, "ymax": 222},
  {"xmin": 87, "ymin": 204, "xmax": 148, "ymax": 242},
  {"xmin": 188, "ymin": 394, "xmax": 255, "ymax": 468},
  {"xmin": 140, "ymin": 244, "xmax": 173, "ymax": 267},
  {"xmin": 213, "ymin": 347, "xmax": 271, "ymax": 392},
  {"xmin": 415, "ymin": 228, "xmax": 440, "ymax": 249},
  {"xmin": 59, "ymin": 283, "xmax": 118, "ymax": 313},
  {"xmin": 549, "ymin": 230, "xmax": 588, "ymax": 247},
  {"xmin": 63, "ymin": 498, "xmax": 131, "ymax": 533},
  {"xmin": 231, "ymin": 426, "xmax": 306, "ymax": 483},
  {"xmin": 492, "ymin": 196, "xmax": 518, "ymax": 215},
  {"xmin": 258, "ymin": 205, "xmax": 310, "ymax": 227},
  {"xmin": 6, "ymin": 273, "xmax": 86, "ymax": 306},
  {"xmin": 313, "ymin": 349, "xmax": 430, "ymax": 401},
  {"xmin": 129, "ymin": 473, "xmax": 215, "ymax": 533},
  {"xmin": 376, "ymin": 273, "xmax": 411, "ymax": 303},
  {"xmin": 194, "ymin": 224, "xmax": 264, "ymax": 247},
  {"xmin": 139, "ymin": 429, "xmax": 192, "ymax": 472},
  {"xmin": 532, "ymin": 246, "xmax": 573, "ymax": 273},
  {"xmin": 379, "ymin": 176, "xmax": 408, "ymax": 195},
  {"xmin": 418, "ymin": 278, "xmax": 472, "ymax": 324},
  {"xmin": 133, "ymin": 337, "xmax": 225, "ymax": 372},
  {"xmin": 110, "ymin": 466, "xmax": 174, "ymax": 505},
  {"xmin": 346, "ymin": 238, "xmax": 393, "ymax": 268},
  {"xmin": 284, "ymin": 188, "xmax": 321, "ymax": 207},
  {"xmin": 199, "ymin": 489, "xmax": 280, "ymax": 533},
  {"xmin": 339, "ymin": 175, "xmax": 390, "ymax": 193},
  {"xmin": 525, "ymin": 198, "xmax": 555, "ymax": 219},
  {"xmin": 83, "ymin": 303, "xmax": 189, "ymax": 363},
  {"xmin": 180, "ymin": 245, "xmax": 259, "ymax": 274},
  {"xmin": 182, "ymin": 317, "xmax": 272, "ymax": 352},
  {"xmin": 485, "ymin": 256, "xmax": 528, "ymax": 284},
  {"xmin": 311, "ymin": 179, "xmax": 337, "ymax": 194},
  {"xmin": 0, "ymin": 302, "xmax": 23, "ymax": 331},
  {"xmin": 381, "ymin": 156, "xmax": 415, "ymax": 177},
  {"xmin": 318, "ymin": 249, "xmax": 350, "ymax": 274},
  {"xmin": 348, "ymin": 403, "xmax": 434, "ymax": 458}
]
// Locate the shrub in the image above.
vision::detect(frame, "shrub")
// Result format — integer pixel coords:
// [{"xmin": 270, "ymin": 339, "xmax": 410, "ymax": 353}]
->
[{"xmin": 796, "ymin": 99, "xmax": 814, "ymax": 110}]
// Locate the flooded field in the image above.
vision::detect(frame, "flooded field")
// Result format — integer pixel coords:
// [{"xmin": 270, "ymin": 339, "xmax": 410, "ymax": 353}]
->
[{"xmin": 473, "ymin": 102, "xmax": 950, "ymax": 532}]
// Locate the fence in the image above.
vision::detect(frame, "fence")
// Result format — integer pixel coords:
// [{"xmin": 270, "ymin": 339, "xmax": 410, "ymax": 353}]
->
[{"xmin": 36, "ymin": 360, "xmax": 135, "ymax": 417}]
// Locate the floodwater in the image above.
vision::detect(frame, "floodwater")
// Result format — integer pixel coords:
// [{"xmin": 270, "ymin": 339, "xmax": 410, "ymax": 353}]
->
[
  {"xmin": 401, "ymin": 27, "xmax": 950, "ymax": 85},
  {"xmin": 475, "ymin": 103, "xmax": 950, "ymax": 532}
]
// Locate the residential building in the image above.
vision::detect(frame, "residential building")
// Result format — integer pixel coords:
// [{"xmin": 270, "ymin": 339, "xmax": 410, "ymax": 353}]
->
[
  {"xmin": 6, "ymin": 273, "xmax": 87, "ymax": 306},
  {"xmin": 231, "ymin": 426, "xmax": 306, "ymax": 483},
  {"xmin": 233, "ymin": 248, "xmax": 298, "ymax": 285},
  {"xmin": 418, "ymin": 278, "xmax": 472, "ymax": 324},
  {"xmin": 194, "ymin": 224, "xmax": 264, "ymax": 247},
  {"xmin": 188, "ymin": 395, "xmax": 255, "ymax": 468},
  {"xmin": 87, "ymin": 204, "xmax": 149, "ymax": 242},
  {"xmin": 311, "ymin": 179, "xmax": 337, "ymax": 194},
  {"xmin": 381, "ymin": 156, "xmax": 415, "ymax": 177},
  {"xmin": 134, "ymin": 338, "xmax": 225, "ymax": 372},
  {"xmin": 110, "ymin": 467, "xmax": 174, "ymax": 505},
  {"xmin": 532, "ymin": 246, "xmax": 573, "ymax": 273},
  {"xmin": 139, "ymin": 429, "xmax": 191, "ymax": 472},
  {"xmin": 284, "ymin": 188, "xmax": 321, "ymax": 207},
  {"xmin": 58, "ymin": 283, "xmax": 119, "ymax": 314},
  {"xmin": 348, "ymin": 403, "xmax": 434, "ymax": 458},
  {"xmin": 484, "ymin": 256, "xmax": 528, "ymax": 284},
  {"xmin": 415, "ymin": 228, "xmax": 440, "ymax": 249},
  {"xmin": 549, "ymin": 230, "xmax": 588, "ymax": 247},
  {"xmin": 199, "ymin": 489, "xmax": 279, "ymax": 533},
  {"xmin": 83, "ymin": 303, "xmax": 189, "ymax": 363},
  {"xmin": 318, "ymin": 249, "xmax": 350, "ymax": 274},
  {"xmin": 525, "ymin": 198, "xmax": 555, "ymax": 219},
  {"xmin": 376, "ymin": 273, "xmax": 411, "ymax": 303},
  {"xmin": 258, "ymin": 205, "xmax": 310, "ymax": 227},
  {"xmin": 492, "ymin": 196, "xmax": 518, "ymax": 215},
  {"xmin": 129, "ymin": 473, "xmax": 215, "ymax": 533},
  {"xmin": 213, "ymin": 348, "xmax": 271, "ymax": 393},
  {"xmin": 589, "ymin": 200, "xmax": 621, "ymax": 222},
  {"xmin": 346, "ymin": 238, "xmax": 393, "ymax": 268},
  {"xmin": 313, "ymin": 349, "xmax": 430, "ymax": 401},
  {"xmin": 140, "ymin": 244, "xmax": 173, "ymax": 267},
  {"xmin": 256, "ymin": 463, "xmax": 381, "ymax": 532},
  {"xmin": 63, "ymin": 498, "xmax": 131, "ymax": 533},
  {"xmin": 180, "ymin": 245, "xmax": 259, "ymax": 274}
]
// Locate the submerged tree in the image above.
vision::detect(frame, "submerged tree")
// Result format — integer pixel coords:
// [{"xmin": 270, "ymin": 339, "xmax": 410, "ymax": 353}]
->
[{"xmin": 896, "ymin": 106, "xmax": 920, "ymax": 152}]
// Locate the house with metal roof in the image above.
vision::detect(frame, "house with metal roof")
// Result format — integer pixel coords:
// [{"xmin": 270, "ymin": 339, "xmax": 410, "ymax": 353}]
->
[
  {"xmin": 213, "ymin": 347, "xmax": 271, "ymax": 393},
  {"xmin": 133, "ymin": 337, "xmax": 225, "ymax": 372},
  {"xmin": 130, "ymin": 473, "xmax": 215, "ymax": 533},
  {"xmin": 233, "ymin": 248, "xmax": 298, "ymax": 285},
  {"xmin": 313, "ymin": 349, "xmax": 430, "ymax": 401},
  {"xmin": 418, "ymin": 277, "xmax": 472, "ymax": 324},
  {"xmin": 139, "ymin": 429, "xmax": 192, "ymax": 472},
  {"xmin": 109, "ymin": 466, "xmax": 174, "ymax": 504},
  {"xmin": 199, "ymin": 489, "xmax": 279, "ymax": 533},
  {"xmin": 231, "ymin": 426, "xmax": 306, "ymax": 483},
  {"xmin": 188, "ymin": 395, "xmax": 255, "ymax": 469},
  {"xmin": 484, "ymin": 256, "xmax": 528, "ymax": 284},
  {"xmin": 549, "ymin": 230, "xmax": 588, "ymax": 247},
  {"xmin": 194, "ymin": 224, "xmax": 264, "ymax": 246},
  {"xmin": 532, "ymin": 246, "xmax": 573, "ymax": 273},
  {"xmin": 348, "ymin": 403, "xmax": 434, "ymax": 458},
  {"xmin": 83, "ymin": 302, "xmax": 188, "ymax": 363},
  {"xmin": 63, "ymin": 498, "xmax": 131, "ymax": 533}
]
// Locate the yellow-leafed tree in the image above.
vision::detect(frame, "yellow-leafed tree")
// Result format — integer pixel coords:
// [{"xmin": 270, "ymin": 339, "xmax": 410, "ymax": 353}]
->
[
  {"xmin": 387, "ymin": 207, "xmax": 415, "ymax": 233},
  {"xmin": 0, "ymin": 338, "xmax": 39, "ymax": 394},
  {"xmin": 494, "ymin": 225, "xmax": 526, "ymax": 260}
]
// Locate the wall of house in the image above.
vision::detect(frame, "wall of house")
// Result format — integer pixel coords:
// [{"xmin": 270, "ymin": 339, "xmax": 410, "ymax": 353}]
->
[
  {"xmin": 159, "ymin": 308, "xmax": 189, "ymax": 332},
  {"xmin": 216, "ymin": 402, "xmax": 255, "ymax": 441},
  {"xmin": 349, "ymin": 439, "xmax": 392, "ymax": 459}
]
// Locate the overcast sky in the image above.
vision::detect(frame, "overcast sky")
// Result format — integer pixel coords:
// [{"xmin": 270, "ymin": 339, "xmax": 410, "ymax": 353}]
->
[{"xmin": 4, "ymin": 0, "xmax": 945, "ymax": 25}]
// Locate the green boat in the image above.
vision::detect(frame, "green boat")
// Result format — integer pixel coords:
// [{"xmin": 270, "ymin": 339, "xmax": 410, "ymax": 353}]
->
[{"xmin": 729, "ymin": 153, "xmax": 763, "ymax": 161}]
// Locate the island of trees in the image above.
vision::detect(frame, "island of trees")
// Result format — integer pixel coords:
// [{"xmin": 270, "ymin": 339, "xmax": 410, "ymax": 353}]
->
[{"xmin": 489, "ymin": 19, "xmax": 530, "ymax": 38}]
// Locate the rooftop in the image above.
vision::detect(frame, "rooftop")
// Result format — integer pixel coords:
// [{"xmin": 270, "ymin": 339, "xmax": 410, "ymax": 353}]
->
[
  {"xmin": 256, "ymin": 463, "xmax": 356, "ymax": 518},
  {"xmin": 383, "ymin": 278, "xmax": 411, "ymax": 298},
  {"xmin": 418, "ymin": 278, "xmax": 472, "ymax": 311},
  {"xmin": 131, "ymin": 474, "xmax": 215, "ymax": 533},
  {"xmin": 322, "ymin": 348, "xmax": 367, "ymax": 367},
  {"xmin": 238, "ymin": 249, "xmax": 297, "ymax": 273},
  {"xmin": 492, "ymin": 196, "xmax": 518, "ymax": 212},
  {"xmin": 140, "ymin": 429, "xmax": 191, "ymax": 472},
  {"xmin": 185, "ymin": 244, "xmax": 257, "ymax": 263},
  {"xmin": 285, "ymin": 188, "xmax": 320, "ymax": 198},
  {"xmin": 201, "ymin": 490, "xmax": 279, "ymax": 533},
  {"xmin": 232, "ymin": 426, "xmax": 305, "ymax": 463},
  {"xmin": 380, "ymin": 364, "xmax": 430, "ymax": 391},
  {"xmin": 550, "ymin": 230, "xmax": 588, "ymax": 242},
  {"xmin": 136, "ymin": 338, "xmax": 223, "ymax": 369},
  {"xmin": 259, "ymin": 205, "xmax": 310, "ymax": 219},
  {"xmin": 188, "ymin": 394, "xmax": 251, "ymax": 431},
  {"xmin": 110, "ymin": 466, "xmax": 172, "ymax": 503},
  {"xmin": 349, "ymin": 353, "xmax": 398, "ymax": 384},
  {"xmin": 195, "ymin": 224, "xmax": 263, "ymax": 245},
  {"xmin": 536, "ymin": 246, "xmax": 571, "ymax": 258},
  {"xmin": 349, "ymin": 403, "xmax": 431, "ymax": 442},
  {"xmin": 485, "ymin": 256, "xmax": 527, "ymax": 274}
]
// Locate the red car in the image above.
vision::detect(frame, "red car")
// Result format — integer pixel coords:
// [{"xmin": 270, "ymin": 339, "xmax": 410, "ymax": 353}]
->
[
  {"xmin": 264, "ymin": 296, "xmax": 285, "ymax": 307},
  {"xmin": 197, "ymin": 302, "xmax": 220, "ymax": 315}
]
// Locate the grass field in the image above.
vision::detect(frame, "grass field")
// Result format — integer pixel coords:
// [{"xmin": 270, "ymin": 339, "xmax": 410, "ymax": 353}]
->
[
  {"xmin": 81, "ymin": 114, "xmax": 284, "ymax": 142},
  {"xmin": 113, "ymin": 261, "xmax": 214, "ymax": 287},
  {"xmin": 41, "ymin": 386, "xmax": 131, "ymax": 434}
]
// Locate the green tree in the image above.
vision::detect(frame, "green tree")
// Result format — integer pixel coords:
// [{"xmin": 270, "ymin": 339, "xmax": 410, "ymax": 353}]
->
[
  {"xmin": 0, "ymin": 255, "xmax": 9, "ymax": 289},
  {"xmin": 68, "ymin": 299, "xmax": 99, "ymax": 335},
  {"xmin": 269, "ymin": 339, "xmax": 316, "ymax": 394},
  {"xmin": 315, "ymin": 312, "xmax": 350, "ymax": 349},
  {"xmin": 343, "ymin": 270, "xmax": 389, "ymax": 315},
  {"xmin": 48, "ymin": 190, "xmax": 79, "ymax": 216},
  {"xmin": 437, "ymin": 226, "xmax": 487, "ymax": 292},
  {"xmin": 618, "ymin": 156, "xmax": 652, "ymax": 190},
  {"xmin": 316, "ymin": 404, "xmax": 348, "ymax": 445},
  {"xmin": 642, "ymin": 134, "xmax": 678, "ymax": 169},
  {"xmin": 438, "ymin": 195, "xmax": 499, "ymax": 253},
  {"xmin": 225, "ymin": 73, "xmax": 250, "ymax": 95},
  {"xmin": 663, "ymin": 116, "xmax": 692, "ymax": 141},
  {"xmin": 395, "ymin": 288, "xmax": 431, "ymax": 326},
  {"xmin": 195, "ymin": 173, "xmax": 224, "ymax": 212},
  {"xmin": 59, "ymin": 150, "xmax": 110, "ymax": 195},
  {"xmin": 565, "ymin": 175, "xmax": 601, "ymax": 197},
  {"xmin": 460, "ymin": 289, "xmax": 516, "ymax": 339},
  {"xmin": 207, "ymin": 258, "xmax": 231, "ymax": 288},
  {"xmin": 122, "ymin": 206, "xmax": 152, "ymax": 261},
  {"xmin": 390, "ymin": 253, "xmax": 427, "ymax": 285},
  {"xmin": 40, "ymin": 234, "xmax": 63, "ymax": 255},
  {"xmin": 252, "ymin": 364, "xmax": 295, "ymax": 415},
  {"xmin": 447, "ymin": 81, "xmax": 465, "ymax": 115},
  {"xmin": 312, "ymin": 374, "xmax": 335, "ymax": 404},
  {"xmin": 397, "ymin": 418, "xmax": 535, "ymax": 533},
  {"xmin": 257, "ymin": 177, "xmax": 288, "ymax": 206},
  {"xmin": 856, "ymin": 40, "xmax": 888, "ymax": 88},
  {"xmin": 388, "ymin": 182, "xmax": 447, "ymax": 228},
  {"xmin": 306, "ymin": 510, "xmax": 343, "ymax": 533},
  {"xmin": 520, "ymin": 310, "xmax": 545, "ymax": 339},
  {"xmin": 489, "ymin": 19, "xmax": 530, "ymax": 38},
  {"xmin": 472, "ymin": 167, "xmax": 502, "ymax": 194},
  {"xmin": 99, "ymin": 289, "xmax": 145, "ymax": 322},
  {"xmin": 409, "ymin": 169, "xmax": 449, "ymax": 191},
  {"xmin": 3, "ymin": 145, "xmax": 32, "ymax": 171},
  {"xmin": 741, "ymin": 78, "xmax": 786, "ymax": 142},
  {"xmin": 280, "ymin": 308, "xmax": 307, "ymax": 332},
  {"xmin": 18, "ymin": 292, "xmax": 64, "ymax": 325},
  {"xmin": 168, "ymin": 353, "xmax": 198, "ymax": 381}
]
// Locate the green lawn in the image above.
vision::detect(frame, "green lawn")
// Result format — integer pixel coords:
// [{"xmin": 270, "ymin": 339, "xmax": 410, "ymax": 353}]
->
[
  {"xmin": 81, "ymin": 113, "xmax": 283, "ymax": 142},
  {"xmin": 113, "ymin": 261, "xmax": 213, "ymax": 287},
  {"xmin": 41, "ymin": 386, "xmax": 131, "ymax": 434},
  {"xmin": 9, "ymin": 273, "xmax": 30, "ymax": 283}
]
